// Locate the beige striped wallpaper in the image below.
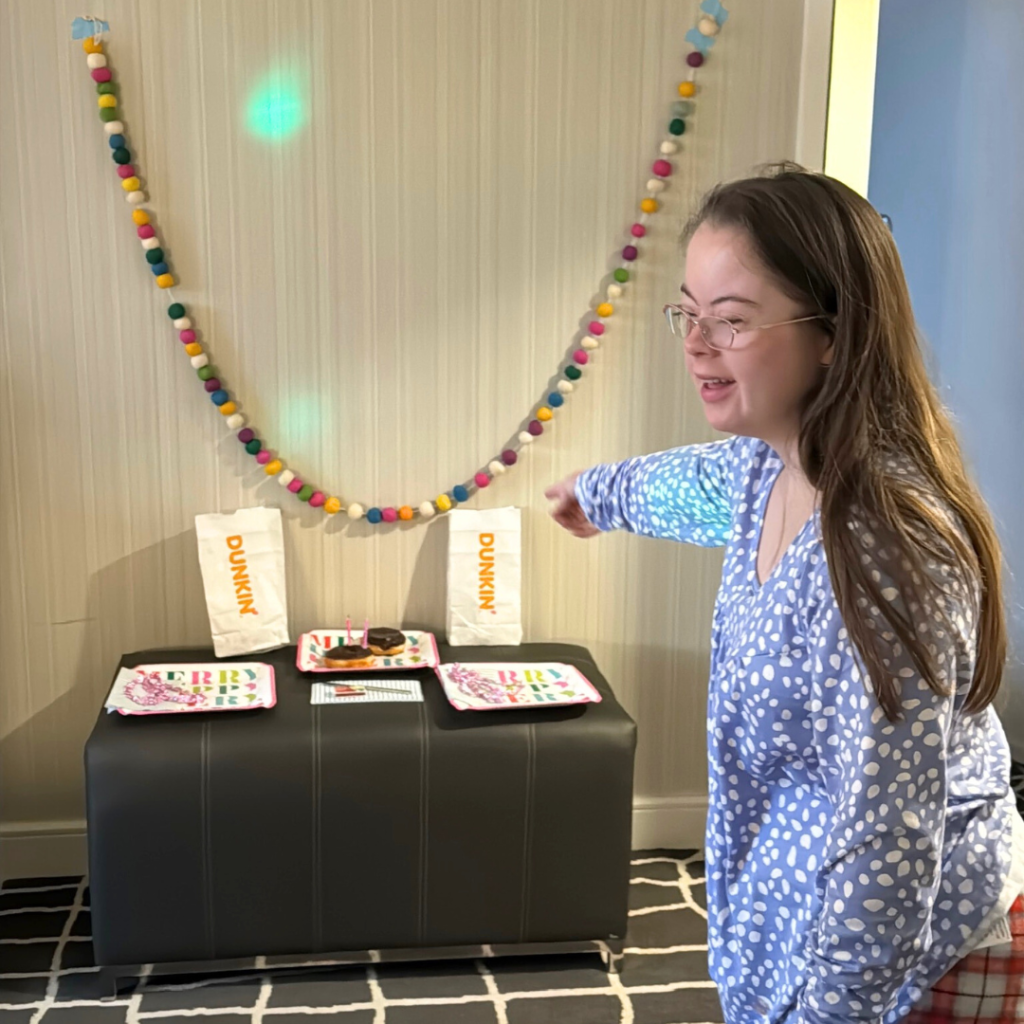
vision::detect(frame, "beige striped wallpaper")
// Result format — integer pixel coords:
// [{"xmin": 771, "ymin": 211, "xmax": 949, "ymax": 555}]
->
[{"xmin": 0, "ymin": 0, "xmax": 810, "ymax": 836}]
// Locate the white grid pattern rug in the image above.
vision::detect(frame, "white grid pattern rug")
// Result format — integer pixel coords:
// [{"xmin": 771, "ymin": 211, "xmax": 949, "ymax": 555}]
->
[{"xmin": 0, "ymin": 851, "xmax": 723, "ymax": 1024}]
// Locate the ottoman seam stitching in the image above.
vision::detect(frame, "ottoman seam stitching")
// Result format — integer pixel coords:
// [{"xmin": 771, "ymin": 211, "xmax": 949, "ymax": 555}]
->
[
  {"xmin": 419, "ymin": 701, "xmax": 430, "ymax": 944},
  {"xmin": 520, "ymin": 723, "xmax": 536, "ymax": 943},
  {"xmin": 312, "ymin": 704, "xmax": 323, "ymax": 952},
  {"xmin": 201, "ymin": 720, "xmax": 215, "ymax": 959}
]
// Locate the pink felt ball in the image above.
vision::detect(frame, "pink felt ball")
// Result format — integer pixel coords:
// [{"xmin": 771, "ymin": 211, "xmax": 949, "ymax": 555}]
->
[
  {"xmin": 687, "ymin": 51, "xmax": 704, "ymax": 68},
  {"xmin": 309, "ymin": 492, "xmax": 326, "ymax": 508},
  {"xmin": 256, "ymin": 450, "xmax": 272, "ymax": 465},
  {"xmin": 180, "ymin": 329, "xmax": 196, "ymax": 343},
  {"xmin": 631, "ymin": 223, "xmax": 646, "ymax": 238},
  {"xmin": 138, "ymin": 225, "xmax": 155, "ymax": 239},
  {"xmin": 573, "ymin": 350, "xmax": 589, "ymax": 365},
  {"xmin": 92, "ymin": 68, "xmax": 112, "ymax": 83},
  {"xmin": 475, "ymin": 472, "xmax": 490, "ymax": 488},
  {"xmin": 382, "ymin": 507, "xmax": 398, "ymax": 522},
  {"xmin": 288, "ymin": 478, "xmax": 303, "ymax": 494},
  {"xmin": 589, "ymin": 321, "xmax": 605, "ymax": 336},
  {"xmin": 117, "ymin": 165, "xmax": 135, "ymax": 179},
  {"xmin": 653, "ymin": 159, "xmax": 672, "ymax": 177}
]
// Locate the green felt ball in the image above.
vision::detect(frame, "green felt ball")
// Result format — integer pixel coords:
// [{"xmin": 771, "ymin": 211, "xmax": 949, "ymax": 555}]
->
[
  {"xmin": 565, "ymin": 365, "xmax": 582, "ymax": 381},
  {"xmin": 112, "ymin": 147, "xmax": 131, "ymax": 164},
  {"xmin": 99, "ymin": 107, "xmax": 120, "ymax": 122},
  {"xmin": 297, "ymin": 484, "xmax": 314, "ymax": 502},
  {"xmin": 168, "ymin": 303, "xmax": 186, "ymax": 319},
  {"xmin": 613, "ymin": 268, "xmax": 629, "ymax": 283},
  {"xmin": 669, "ymin": 118, "xmax": 686, "ymax": 136},
  {"xmin": 146, "ymin": 248, "xmax": 165, "ymax": 265},
  {"xmin": 245, "ymin": 439, "xmax": 262, "ymax": 455},
  {"xmin": 197, "ymin": 366, "xmax": 216, "ymax": 381},
  {"xmin": 97, "ymin": 82, "xmax": 116, "ymax": 95}
]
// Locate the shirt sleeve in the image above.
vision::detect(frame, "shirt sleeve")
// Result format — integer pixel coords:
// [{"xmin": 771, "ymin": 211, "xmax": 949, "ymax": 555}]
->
[
  {"xmin": 572, "ymin": 435, "xmax": 751, "ymax": 546},
  {"xmin": 790, "ymin": 542, "xmax": 976, "ymax": 1024}
]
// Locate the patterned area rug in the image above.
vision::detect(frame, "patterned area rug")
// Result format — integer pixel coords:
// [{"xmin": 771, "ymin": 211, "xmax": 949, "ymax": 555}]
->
[
  {"xmin": 3, "ymin": 766, "xmax": 1023, "ymax": 1024},
  {"xmin": 0, "ymin": 851, "xmax": 722, "ymax": 1024}
]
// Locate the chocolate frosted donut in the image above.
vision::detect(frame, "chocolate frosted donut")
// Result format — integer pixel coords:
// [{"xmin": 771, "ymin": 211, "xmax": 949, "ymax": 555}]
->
[
  {"xmin": 367, "ymin": 628, "xmax": 406, "ymax": 654},
  {"xmin": 323, "ymin": 644, "xmax": 375, "ymax": 667}
]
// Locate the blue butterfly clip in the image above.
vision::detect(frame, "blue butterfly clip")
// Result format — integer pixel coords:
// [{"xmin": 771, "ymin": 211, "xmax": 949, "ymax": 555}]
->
[
  {"xmin": 71, "ymin": 16, "xmax": 109, "ymax": 40},
  {"xmin": 686, "ymin": 0, "xmax": 728, "ymax": 55}
]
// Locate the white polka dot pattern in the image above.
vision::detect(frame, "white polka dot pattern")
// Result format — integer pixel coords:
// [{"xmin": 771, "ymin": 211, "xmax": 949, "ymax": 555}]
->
[{"xmin": 575, "ymin": 437, "xmax": 1017, "ymax": 1024}]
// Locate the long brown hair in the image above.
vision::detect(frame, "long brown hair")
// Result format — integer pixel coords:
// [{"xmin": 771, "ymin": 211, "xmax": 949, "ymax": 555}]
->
[{"xmin": 685, "ymin": 164, "xmax": 1005, "ymax": 720}]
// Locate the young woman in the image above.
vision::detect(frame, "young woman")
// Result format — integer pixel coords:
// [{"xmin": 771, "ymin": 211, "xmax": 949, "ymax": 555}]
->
[{"xmin": 546, "ymin": 166, "xmax": 1024, "ymax": 1023}]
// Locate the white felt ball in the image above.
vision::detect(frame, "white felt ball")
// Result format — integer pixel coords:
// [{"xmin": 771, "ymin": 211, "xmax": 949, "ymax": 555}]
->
[
  {"xmin": 607, "ymin": 283, "xmax": 623, "ymax": 299},
  {"xmin": 660, "ymin": 140, "xmax": 679, "ymax": 155},
  {"xmin": 582, "ymin": 336, "xmax": 600, "ymax": 350},
  {"xmin": 646, "ymin": 178, "xmax": 666, "ymax": 193},
  {"xmin": 87, "ymin": 54, "xmax": 107, "ymax": 69},
  {"xmin": 518, "ymin": 431, "xmax": 534, "ymax": 445},
  {"xmin": 557, "ymin": 380, "xmax": 574, "ymax": 394},
  {"xmin": 277, "ymin": 470, "xmax": 295, "ymax": 487},
  {"xmin": 142, "ymin": 237, "xmax": 161, "ymax": 250},
  {"xmin": 104, "ymin": 120, "xmax": 124, "ymax": 135},
  {"xmin": 488, "ymin": 460, "xmax": 506, "ymax": 475},
  {"xmin": 126, "ymin": 191, "xmax": 146, "ymax": 204},
  {"xmin": 190, "ymin": 353, "xmax": 209, "ymax": 369},
  {"xmin": 173, "ymin": 317, "xmax": 192, "ymax": 330},
  {"xmin": 225, "ymin": 413, "xmax": 245, "ymax": 429},
  {"xmin": 347, "ymin": 503, "xmax": 364, "ymax": 520},
  {"xmin": 419, "ymin": 501, "xmax": 436, "ymax": 519},
  {"xmin": 698, "ymin": 15, "xmax": 720, "ymax": 36}
]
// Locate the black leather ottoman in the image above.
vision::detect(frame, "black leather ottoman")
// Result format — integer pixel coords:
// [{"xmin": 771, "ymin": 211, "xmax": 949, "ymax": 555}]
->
[{"xmin": 85, "ymin": 642, "xmax": 637, "ymax": 974}]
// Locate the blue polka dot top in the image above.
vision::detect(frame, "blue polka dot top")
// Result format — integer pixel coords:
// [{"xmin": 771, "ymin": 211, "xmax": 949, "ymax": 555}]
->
[{"xmin": 575, "ymin": 435, "xmax": 1017, "ymax": 1024}]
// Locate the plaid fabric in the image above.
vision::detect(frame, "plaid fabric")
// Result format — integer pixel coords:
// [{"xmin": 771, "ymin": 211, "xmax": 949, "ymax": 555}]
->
[{"xmin": 905, "ymin": 895, "xmax": 1024, "ymax": 1022}]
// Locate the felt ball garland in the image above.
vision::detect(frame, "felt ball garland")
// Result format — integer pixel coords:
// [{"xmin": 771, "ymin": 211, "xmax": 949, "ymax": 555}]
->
[{"xmin": 71, "ymin": 4, "xmax": 727, "ymax": 525}]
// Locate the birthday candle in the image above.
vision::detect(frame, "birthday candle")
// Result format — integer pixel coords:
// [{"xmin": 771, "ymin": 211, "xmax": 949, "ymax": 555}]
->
[
  {"xmin": 346, "ymin": 616, "xmax": 351, "ymax": 645},
  {"xmin": 362, "ymin": 618, "xmax": 370, "ymax": 648}
]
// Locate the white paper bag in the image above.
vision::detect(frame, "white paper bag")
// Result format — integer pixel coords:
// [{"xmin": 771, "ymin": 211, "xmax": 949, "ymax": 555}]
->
[
  {"xmin": 446, "ymin": 507, "xmax": 523, "ymax": 646},
  {"xmin": 195, "ymin": 507, "xmax": 290, "ymax": 657}
]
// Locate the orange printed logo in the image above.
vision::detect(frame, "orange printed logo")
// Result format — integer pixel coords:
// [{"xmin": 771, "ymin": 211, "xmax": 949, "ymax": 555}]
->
[
  {"xmin": 226, "ymin": 535, "xmax": 259, "ymax": 616},
  {"xmin": 479, "ymin": 532, "xmax": 496, "ymax": 613}
]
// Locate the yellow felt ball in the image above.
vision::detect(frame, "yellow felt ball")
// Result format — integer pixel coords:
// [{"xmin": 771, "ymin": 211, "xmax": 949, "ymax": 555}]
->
[
  {"xmin": 264, "ymin": 459, "xmax": 283, "ymax": 475},
  {"xmin": 219, "ymin": 401, "xmax": 237, "ymax": 416},
  {"xmin": 184, "ymin": 342, "xmax": 203, "ymax": 356},
  {"xmin": 324, "ymin": 496, "xmax": 342, "ymax": 515},
  {"xmin": 537, "ymin": 407, "xmax": 553, "ymax": 422},
  {"xmin": 132, "ymin": 209, "xmax": 150, "ymax": 226},
  {"xmin": 83, "ymin": 38, "xmax": 103, "ymax": 54},
  {"xmin": 436, "ymin": 494, "xmax": 452, "ymax": 512},
  {"xmin": 121, "ymin": 177, "xmax": 140, "ymax": 192},
  {"xmin": 597, "ymin": 302, "xmax": 614, "ymax": 318},
  {"xmin": 678, "ymin": 81, "xmax": 696, "ymax": 98},
  {"xmin": 156, "ymin": 274, "xmax": 175, "ymax": 288},
  {"xmin": 98, "ymin": 94, "xmax": 117, "ymax": 109},
  {"xmin": 641, "ymin": 198, "xmax": 659, "ymax": 214}
]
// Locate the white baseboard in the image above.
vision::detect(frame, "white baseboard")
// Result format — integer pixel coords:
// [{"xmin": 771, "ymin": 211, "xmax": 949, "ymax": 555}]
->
[
  {"xmin": 1, "ymin": 797, "xmax": 707, "ymax": 882},
  {"xmin": 0, "ymin": 819, "xmax": 88, "ymax": 883},
  {"xmin": 631, "ymin": 794, "xmax": 708, "ymax": 852}
]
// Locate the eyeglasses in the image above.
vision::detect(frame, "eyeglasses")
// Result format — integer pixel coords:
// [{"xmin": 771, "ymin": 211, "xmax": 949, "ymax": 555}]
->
[{"xmin": 662, "ymin": 304, "xmax": 831, "ymax": 351}]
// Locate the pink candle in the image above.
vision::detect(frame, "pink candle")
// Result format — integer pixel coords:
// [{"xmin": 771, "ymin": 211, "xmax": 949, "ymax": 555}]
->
[
  {"xmin": 362, "ymin": 618, "xmax": 370, "ymax": 648},
  {"xmin": 346, "ymin": 616, "xmax": 352, "ymax": 645}
]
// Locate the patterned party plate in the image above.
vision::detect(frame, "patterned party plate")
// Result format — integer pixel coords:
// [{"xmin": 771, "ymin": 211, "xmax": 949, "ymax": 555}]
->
[
  {"xmin": 105, "ymin": 662, "xmax": 276, "ymax": 715},
  {"xmin": 297, "ymin": 630, "xmax": 440, "ymax": 673},
  {"xmin": 435, "ymin": 662, "xmax": 603, "ymax": 711}
]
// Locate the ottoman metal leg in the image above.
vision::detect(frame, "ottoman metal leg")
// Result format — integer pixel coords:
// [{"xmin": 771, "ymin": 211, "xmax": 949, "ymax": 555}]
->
[{"xmin": 602, "ymin": 937, "xmax": 626, "ymax": 974}]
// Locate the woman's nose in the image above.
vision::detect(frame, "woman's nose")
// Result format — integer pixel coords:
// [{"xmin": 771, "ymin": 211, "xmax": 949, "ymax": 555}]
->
[{"xmin": 682, "ymin": 321, "xmax": 712, "ymax": 355}]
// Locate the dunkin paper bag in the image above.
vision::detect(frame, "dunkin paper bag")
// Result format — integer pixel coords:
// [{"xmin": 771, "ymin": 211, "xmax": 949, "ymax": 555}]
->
[
  {"xmin": 446, "ymin": 508, "xmax": 523, "ymax": 646},
  {"xmin": 195, "ymin": 507, "xmax": 290, "ymax": 657}
]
